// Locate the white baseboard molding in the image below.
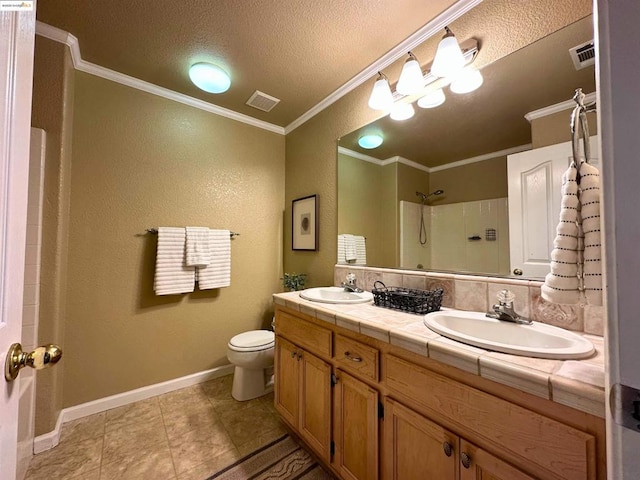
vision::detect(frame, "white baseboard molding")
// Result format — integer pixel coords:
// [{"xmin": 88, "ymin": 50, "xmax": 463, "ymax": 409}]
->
[{"xmin": 34, "ymin": 364, "xmax": 234, "ymax": 454}]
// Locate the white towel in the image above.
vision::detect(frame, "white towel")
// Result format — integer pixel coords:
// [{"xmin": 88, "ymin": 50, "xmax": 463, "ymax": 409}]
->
[
  {"xmin": 337, "ymin": 234, "xmax": 367, "ymax": 265},
  {"xmin": 344, "ymin": 234, "xmax": 357, "ymax": 261},
  {"xmin": 154, "ymin": 227, "xmax": 195, "ymax": 295},
  {"xmin": 185, "ymin": 227, "xmax": 211, "ymax": 267},
  {"xmin": 197, "ymin": 229, "xmax": 231, "ymax": 289},
  {"xmin": 578, "ymin": 162, "xmax": 603, "ymax": 306},
  {"xmin": 354, "ymin": 235, "xmax": 367, "ymax": 265}
]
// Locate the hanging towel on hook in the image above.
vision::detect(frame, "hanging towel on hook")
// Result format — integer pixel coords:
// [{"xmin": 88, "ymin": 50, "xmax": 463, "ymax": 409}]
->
[{"xmin": 578, "ymin": 161, "xmax": 603, "ymax": 306}]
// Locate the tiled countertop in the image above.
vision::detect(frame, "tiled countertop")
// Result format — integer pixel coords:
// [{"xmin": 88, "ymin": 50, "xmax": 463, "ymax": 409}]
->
[{"xmin": 273, "ymin": 291, "xmax": 605, "ymax": 418}]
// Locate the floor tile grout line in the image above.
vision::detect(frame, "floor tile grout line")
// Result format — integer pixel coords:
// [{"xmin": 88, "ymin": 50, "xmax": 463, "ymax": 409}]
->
[{"xmin": 157, "ymin": 391, "xmax": 180, "ymax": 479}]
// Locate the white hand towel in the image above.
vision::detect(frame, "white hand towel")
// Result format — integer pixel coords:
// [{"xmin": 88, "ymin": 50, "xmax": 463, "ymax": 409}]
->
[
  {"xmin": 337, "ymin": 235, "xmax": 347, "ymax": 264},
  {"xmin": 154, "ymin": 227, "xmax": 195, "ymax": 295},
  {"xmin": 354, "ymin": 235, "xmax": 367, "ymax": 265},
  {"xmin": 578, "ymin": 162, "xmax": 603, "ymax": 306},
  {"xmin": 198, "ymin": 229, "xmax": 231, "ymax": 289},
  {"xmin": 542, "ymin": 162, "xmax": 581, "ymax": 304},
  {"xmin": 344, "ymin": 234, "xmax": 357, "ymax": 262},
  {"xmin": 185, "ymin": 227, "xmax": 211, "ymax": 267}
]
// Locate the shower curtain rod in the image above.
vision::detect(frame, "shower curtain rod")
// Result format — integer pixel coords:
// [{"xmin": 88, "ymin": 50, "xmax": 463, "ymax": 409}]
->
[{"xmin": 145, "ymin": 228, "xmax": 239, "ymax": 238}]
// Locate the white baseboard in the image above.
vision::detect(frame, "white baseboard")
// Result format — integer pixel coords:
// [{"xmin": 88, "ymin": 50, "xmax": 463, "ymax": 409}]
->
[{"xmin": 33, "ymin": 364, "xmax": 234, "ymax": 454}]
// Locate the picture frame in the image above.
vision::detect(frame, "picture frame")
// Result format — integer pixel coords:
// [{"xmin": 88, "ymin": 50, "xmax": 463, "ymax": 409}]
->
[{"xmin": 292, "ymin": 194, "xmax": 318, "ymax": 251}]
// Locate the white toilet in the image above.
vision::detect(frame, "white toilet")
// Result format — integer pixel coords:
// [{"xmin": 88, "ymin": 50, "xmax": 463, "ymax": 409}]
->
[{"xmin": 226, "ymin": 330, "xmax": 275, "ymax": 401}]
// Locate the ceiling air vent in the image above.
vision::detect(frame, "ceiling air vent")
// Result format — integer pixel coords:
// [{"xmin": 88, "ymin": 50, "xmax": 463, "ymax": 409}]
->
[
  {"xmin": 569, "ymin": 40, "xmax": 595, "ymax": 70},
  {"xmin": 246, "ymin": 90, "xmax": 280, "ymax": 112}
]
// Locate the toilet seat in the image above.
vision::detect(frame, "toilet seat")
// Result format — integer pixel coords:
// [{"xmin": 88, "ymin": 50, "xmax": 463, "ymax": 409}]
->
[{"xmin": 228, "ymin": 330, "xmax": 275, "ymax": 352}]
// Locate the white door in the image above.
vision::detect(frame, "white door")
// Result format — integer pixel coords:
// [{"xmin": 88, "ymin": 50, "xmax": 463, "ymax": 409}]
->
[
  {"xmin": 0, "ymin": 6, "xmax": 36, "ymax": 480},
  {"xmin": 507, "ymin": 136, "xmax": 599, "ymax": 279}
]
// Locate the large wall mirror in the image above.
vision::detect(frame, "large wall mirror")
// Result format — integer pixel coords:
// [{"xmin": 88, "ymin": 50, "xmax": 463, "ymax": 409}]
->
[{"xmin": 337, "ymin": 12, "xmax": 595, "ymax": 280}]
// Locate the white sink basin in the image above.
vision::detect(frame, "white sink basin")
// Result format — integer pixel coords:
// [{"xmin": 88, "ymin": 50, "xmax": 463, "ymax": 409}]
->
[
  {"xmin": 424, "ymin": 310, "xmax": 594, "ymax": 359},
  {"xmin": 299, "ymin": 287, "xmax": 374, "ymax": 304}
]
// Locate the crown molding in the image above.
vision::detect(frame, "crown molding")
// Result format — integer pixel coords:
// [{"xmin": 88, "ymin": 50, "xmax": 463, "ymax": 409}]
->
[
  {"xmin": 337, "ymin": 146, "xmax": 382, "ymax": 164},
  {"xmin": 524, "ymin": 92, "xmax": 597, "ymax": 123},
  {"xmin": 428, "ymin": 144, "xmax": 532, "ymax": 172},
  {"xmin": 35, "ymin": 21, "xmax": 286, "ymax": 135},
  {"xmin": 283, "ymin": 0, "xmax": 483, "ymax": 134},
  {"xmin": 381, "ymin": 155, "xmax": 430, "ymax": 173}
]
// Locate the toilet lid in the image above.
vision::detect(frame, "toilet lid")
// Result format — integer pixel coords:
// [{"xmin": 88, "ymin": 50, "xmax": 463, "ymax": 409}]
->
[{"xmin": 229, "ymin": 330, "xmax": 275, "ymax": 350}]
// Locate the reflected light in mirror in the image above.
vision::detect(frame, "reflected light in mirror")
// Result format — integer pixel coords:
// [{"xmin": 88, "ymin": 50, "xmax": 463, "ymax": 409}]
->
[
  {"xmin": 368, "ymin": 72, "xmax": 394, "ymax": 110},
  {"xmin": 430, "ymin": 27, "xmax": 466, "ymax": 78},
  {"xmin": 450, "ymin": 68, "xmax": 484, "ymax": 94},
  {"xmin": 418, "ymin": 88, "xmax": 446, "ymax": 108},
  {"xmin": 390, "ymin": 102, "xmax": 415, "ymax": 120},
  {"xmin": 358, "ymin": 134, "xmax": 384, "ymax": 149},
  {"xmin": 397, "ymin": 52, "xmax": 425, "ymax": 95}
]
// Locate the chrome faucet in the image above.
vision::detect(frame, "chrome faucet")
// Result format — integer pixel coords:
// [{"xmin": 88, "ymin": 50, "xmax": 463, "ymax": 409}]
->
[
  {"xmin": 486, "ymin": 290, "xmax": 532, "ymax": 325},
  {"xmin": 341, "ymin": 273, "xmax": 363, "ymax": 293}
]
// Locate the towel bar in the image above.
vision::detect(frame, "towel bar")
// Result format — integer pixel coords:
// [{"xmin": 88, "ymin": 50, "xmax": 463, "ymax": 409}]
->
[{"xmin": 146, "ymin": 228, "xmax": 239, "ymax": 238}]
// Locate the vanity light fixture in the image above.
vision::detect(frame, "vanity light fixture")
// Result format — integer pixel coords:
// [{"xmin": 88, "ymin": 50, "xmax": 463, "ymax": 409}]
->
[
  {"xmin": 450, "ymin": 67, "xmax": 484, "ymax": 94},
  {"xmin": 189, "ymin": 62, "xmax": 231, "ymax": 93},
  {"xmin": 358, "ymin": 134, "xmax": 384, "ymax": 149},
  {"xmin": 390, "ymin": 102, "xmax": 415, "ymax": 121},
  {"xmin": 368, "ymin": 72, "xmax": 394, "ymax": 111},
  {"xmin": 417, "ymin": 88, "xmax": 446, "ymax": 108},
  {"xmin": 396, "ymin": 52, "xmax": 425, "ymax": 96},
  {"xmin": 430, "ymin": 26, "xmax": 466, "ymax": 79}
]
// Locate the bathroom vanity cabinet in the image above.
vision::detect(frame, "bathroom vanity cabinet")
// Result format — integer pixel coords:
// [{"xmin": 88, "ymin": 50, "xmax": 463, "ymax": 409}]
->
[{"xmin": 273, "ymin": 304, "xmax": 605, "ymax": 480}]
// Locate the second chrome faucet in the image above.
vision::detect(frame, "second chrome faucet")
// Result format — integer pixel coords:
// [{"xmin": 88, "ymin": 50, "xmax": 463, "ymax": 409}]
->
[{"xmin": 486, "ymin": 289, "xmax": 532, "ymax": 325}]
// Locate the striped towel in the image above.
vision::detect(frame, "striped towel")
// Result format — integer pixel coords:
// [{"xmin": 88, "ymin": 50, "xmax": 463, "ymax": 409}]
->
[
  {"xmin": 337, "ymin": 234, "xmax": 367, "ymax": 265},
  {"xmin": 185, "ymin": 226, "xmax": 211, "ymax": 267},
  {"xmin": 198, "ymin": 229, "xmax": 231, "ymax": 289},
  {"xmin": 154, "ymin": 227, "xmax": 195, "ymax": 295},
  {"xmin": 578, "ymin": 162, "xmax": 602, "ymax": 306}
]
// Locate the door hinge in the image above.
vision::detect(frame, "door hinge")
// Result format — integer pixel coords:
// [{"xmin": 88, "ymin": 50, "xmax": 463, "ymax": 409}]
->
[
  {"xmin": 331, "ymin": 373, "xmax": 338, "ymax": 387},
  {"xmin": 378, "ymin": 401, "xmax": 384, "ymax": 419},
  {"xmin": 330, "ymin": 440, "xmax": 335, "ymax": 457},
  {"xmin": 611, "ymin": 383, "xmax": 640, "ymax": 432}
]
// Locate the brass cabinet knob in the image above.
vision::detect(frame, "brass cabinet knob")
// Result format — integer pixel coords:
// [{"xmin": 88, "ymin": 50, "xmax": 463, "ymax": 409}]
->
[
  {"xmin": 461, "ymin": 452, "xmax": 472, "ymax": 469},
  {"xmin": 344, "ymin": 351, "xmax": 363, "ymax": 362},
  {"xmin": 513, "ymin": 268, "xmax": 523, "ymax": 276},
  {"xmin": 5, "ymin": 343, "xmax": 62, "ymax": 382},
  {"xmin": 443, "ymin": 441, "xmax": 453, "ymax": 457}
]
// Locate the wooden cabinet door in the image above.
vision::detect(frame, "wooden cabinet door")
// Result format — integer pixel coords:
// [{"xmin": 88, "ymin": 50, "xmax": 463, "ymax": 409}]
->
[
  {"xmin": 299, "ymin": 349, "xmax": 332, "ymax": 461},
  {"xmin": 459, "ymin": 440, "xmax": 537, "ymax": 480},
  {"xmin": 383, "ymin": 398, "xmax": 458, "ymax": 480},
  {"xmin": 274, "ymin": 337, "xmax": 299, "ymax": 427},
  {"xmin": 333, "ymin": 370, "xmax": 379, "ymax": 480}
]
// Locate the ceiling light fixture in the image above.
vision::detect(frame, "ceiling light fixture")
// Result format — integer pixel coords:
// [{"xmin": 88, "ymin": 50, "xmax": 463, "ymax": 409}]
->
[
  {"xmin": 430, "ymin": 26, "xmax": 466, "ymax": 79},
  {"xmin": 368, "ymin": 72, "xmax": 394, "ymax": 111},
  {"xmin": 417, "ymin": 88, "xmax": 446, "ymax": 108},
  {"xmin": 396, "ymin": 52, "xmax": 425, "ymax": 96},
  {"xmin": 390, "ymin": 103, "xmax": 415, "ymax": 121},
  {"xmin": 450, "ymin": 67, "xmax": 484, "ymax": 94},
  {"xmin": 189, "ymin": 62, "xmax": 231, "ymax": 93},
  {"xmin": 358, "ymin": 134, "xmax": 384, "ymax": 149}
]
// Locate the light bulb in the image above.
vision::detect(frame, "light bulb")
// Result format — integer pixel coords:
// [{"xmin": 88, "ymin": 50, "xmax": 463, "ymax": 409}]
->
[
  {"xmin": 430, "ymin": 27, "xmax": 466, "ymax": 79},
  {"xmin": 396, "ymin": 52, "xmax": 425, "ymax": 96},
  {"xmin": 368, "ymin": 72, "xmax": 394, "ymax": 111},
  {"xmin": 417, "ymin": 89, "xmax": 446, "ymax": 108},
  {"xmin": 450, "ymin": 68, "xmax": 484, "ymax": 94},
  {"xmin": 189, "ymin": 63, "xmax": 231, "ymax": 93},
  {"xmin": 390, "ymin": 103, "xmax": 415, "ymax": 121},
  {"xmin": 358, "ymin": 134, "xmax": 384, "ymax": 149}
]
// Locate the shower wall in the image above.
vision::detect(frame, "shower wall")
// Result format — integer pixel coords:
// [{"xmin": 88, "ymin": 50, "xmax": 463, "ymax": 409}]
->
[{"xmin": 400, "ymin": 198, "xmax": 510, "ymax": 275}]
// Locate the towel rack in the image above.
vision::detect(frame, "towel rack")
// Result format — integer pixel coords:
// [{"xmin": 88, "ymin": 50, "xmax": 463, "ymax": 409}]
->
[
  {"xmin": 145, "ymin": 228, "xmax": 239, "ymax": 238},
  {"xmin": 570, "ymin": 88, "xmax": 597, "ymax": 166}
]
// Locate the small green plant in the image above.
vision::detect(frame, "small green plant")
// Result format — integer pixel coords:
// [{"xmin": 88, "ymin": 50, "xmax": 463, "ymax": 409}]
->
[{"xmin": 281, "ymin": 273, "xmax": 307, "ymax": 291}]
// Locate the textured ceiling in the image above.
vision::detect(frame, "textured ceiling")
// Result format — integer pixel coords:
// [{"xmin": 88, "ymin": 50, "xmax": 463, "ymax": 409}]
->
[{"xmin": 36, "ymin": 0, "xmax": 458, "ymax": 127}]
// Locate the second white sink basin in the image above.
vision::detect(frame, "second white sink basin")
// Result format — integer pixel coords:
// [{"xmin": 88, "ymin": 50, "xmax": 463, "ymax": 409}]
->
[
  {"xmin": 299, "ymin": 287, "xmax": 374, "ymax": 304},
  {"xmin": 424, "ymin": 310, "xmax": 594, "ymax": 359}
]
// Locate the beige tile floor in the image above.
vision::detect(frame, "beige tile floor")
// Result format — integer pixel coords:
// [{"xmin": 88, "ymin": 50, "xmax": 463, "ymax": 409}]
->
[{"xmin": 25, "ymin": 375, "xmax": 288, "ymax": 480}]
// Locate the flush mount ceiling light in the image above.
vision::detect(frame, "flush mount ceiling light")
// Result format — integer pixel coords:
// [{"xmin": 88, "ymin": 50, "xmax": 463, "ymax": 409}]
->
[
  {"xmin": 396, "ymin": 52, "xmax": 425, "ymax": 96},
  {"xmin": 450, "ymin": 67, "xmax": 484, "ymax": 94},
  {"xmin": 189, "ymin": 62, "xmax": 231, "ymax": 93},
  {"xmin": 358, "ymin": 134, "xmax": 384, "ymax": 149},
  {"xmin": 390, "ymin": 102, "xmax": 415, "ymax": 121},
  {"xmin": 417, "ymin": 88, "xmax": 446, "ymax": 108},
  {"xmin": 430, "ymin": 26, "xmax": 466, "ymax": 79},
  {"xmin": 368, "ymin": 72, "xmax": 394, "ymax": 111}
]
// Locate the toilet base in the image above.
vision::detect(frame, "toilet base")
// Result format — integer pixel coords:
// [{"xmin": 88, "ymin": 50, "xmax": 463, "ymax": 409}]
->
[{"xmin": 231, "ymin": 366, "xmax": 273, "ymax": 401}]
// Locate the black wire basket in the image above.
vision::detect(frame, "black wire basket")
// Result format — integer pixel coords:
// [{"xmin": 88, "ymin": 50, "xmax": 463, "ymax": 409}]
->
[{"xmin": 371, "ymin": 281, "xmax": 443, "ymax": 315}]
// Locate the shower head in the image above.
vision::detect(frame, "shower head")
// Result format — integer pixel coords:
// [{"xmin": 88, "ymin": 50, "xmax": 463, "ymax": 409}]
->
[{"xmin": 416, "ymin": 189, "xmax": 445, "ymax": 202}]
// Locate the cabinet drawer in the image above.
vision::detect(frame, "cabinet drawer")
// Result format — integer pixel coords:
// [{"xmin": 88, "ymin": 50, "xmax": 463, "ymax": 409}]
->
[
  {"xmin": 276, "ymin": 311, "xmax": 332, "ymax": 358},
  {"xmin": 334, "ymin": 335, "xmax": 379, "ymax": 382},
  {"xmin": 384, "ymin": 354, "xmax": 596, "ymax": 480}
]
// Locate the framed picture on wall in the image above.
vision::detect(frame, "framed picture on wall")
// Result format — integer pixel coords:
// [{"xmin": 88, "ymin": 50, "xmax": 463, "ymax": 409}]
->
[{"xmin": 292, "ymin": 194, "xmax": 318, "ymax": 251}]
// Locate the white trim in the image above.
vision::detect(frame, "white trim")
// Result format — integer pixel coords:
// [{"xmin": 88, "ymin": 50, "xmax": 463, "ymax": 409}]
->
[
  {"xmin": 339, "ymin": 144, "xmax": 531, "ymax": 174},
  {"xmin": 524, "ymin": 92, "xmax": 597, "ymax": 122},
  {"xmin": 428, "ymin": 144, "xmax": 531, "ymax": 172},
  {"xmin": 34, "ymin": 22, "xmax": 285, "ymax": 135},
  {"xmin": 284, "ymin": 0, "xmax": 484, "ymax": 134},
  {"xmin": 33, "ymin": 364, "xmax": 234, "ymax": 454}
]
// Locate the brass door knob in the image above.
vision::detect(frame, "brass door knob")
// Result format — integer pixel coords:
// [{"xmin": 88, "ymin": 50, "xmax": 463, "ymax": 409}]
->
[{"xmin": 4, "ymin": 343, "xmax": 62, "ymax": 382}]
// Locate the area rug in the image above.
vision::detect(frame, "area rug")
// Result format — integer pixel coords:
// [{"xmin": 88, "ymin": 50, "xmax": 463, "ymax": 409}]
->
[{"xmin": 207, "ymin": 434, "xmax": 335, "ymax": 480}]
